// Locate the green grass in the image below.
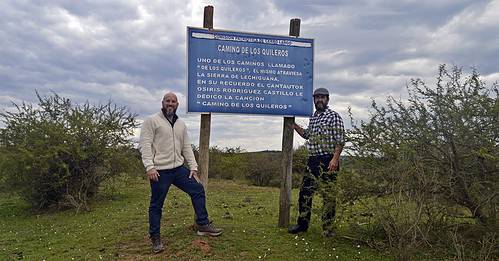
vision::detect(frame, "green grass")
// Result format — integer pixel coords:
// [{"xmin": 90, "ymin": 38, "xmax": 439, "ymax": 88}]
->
[{"xmin": 1, "ymin": 177, "xmax": 393, "ymax": 260}]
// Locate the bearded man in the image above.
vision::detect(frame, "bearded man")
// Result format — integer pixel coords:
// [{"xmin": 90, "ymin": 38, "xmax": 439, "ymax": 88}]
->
[
  {"xmin": 288, "ymin": 87, "xmax": 345, "ymax": 237},
  {"xmin": 139, "ymin": 92, "xmax": 222, "ymax": 253}
]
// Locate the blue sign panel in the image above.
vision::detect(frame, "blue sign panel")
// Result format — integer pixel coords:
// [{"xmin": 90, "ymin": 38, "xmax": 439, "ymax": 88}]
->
[{"xmin": 187, "ymin": 27, "xmax": 313, "ymax": 116}]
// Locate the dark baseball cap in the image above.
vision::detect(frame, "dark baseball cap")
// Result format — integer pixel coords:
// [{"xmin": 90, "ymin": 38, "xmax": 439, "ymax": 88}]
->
[{"xmin": 313, "ymin": 87, "xmax": 329, "ymax": 96}]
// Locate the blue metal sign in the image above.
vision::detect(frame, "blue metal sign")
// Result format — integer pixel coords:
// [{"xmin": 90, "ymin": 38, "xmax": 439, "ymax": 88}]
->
[{"xmin": 187, "ymin": 27, "xmax": 314, "ymax": 116}]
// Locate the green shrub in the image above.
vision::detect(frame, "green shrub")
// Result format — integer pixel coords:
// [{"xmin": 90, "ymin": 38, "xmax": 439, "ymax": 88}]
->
[
  {"xmin": 208, "ymin": 146, "xmax": 247, "ymax": 180},
  {"xmin": 0, "ymin": 92, "xmax": 140, "ymax": 211},
  {"xmin": 339, "ymin": 65, "xmax": 498, "ymax": 258},
  {"xmin": 243, "ymin": 151, "xmax": 280, "ymax": 187}
]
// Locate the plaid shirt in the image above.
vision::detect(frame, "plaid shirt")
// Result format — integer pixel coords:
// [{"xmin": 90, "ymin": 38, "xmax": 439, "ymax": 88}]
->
[{"xmin": 303, "ymin": 107, "xmax": 345, "ymax": 156}]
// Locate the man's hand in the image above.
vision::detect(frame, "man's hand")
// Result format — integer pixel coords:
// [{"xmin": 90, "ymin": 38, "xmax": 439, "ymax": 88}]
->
[
  {"xmin": 189, "ymin": 170, "xmax": 201, "ymax": 183},
  {"xmin": 293, "ymin": 123, "xmax": 305, "ymax": 138},
  {"xmin": 146, "ymin": 168, "xmax": 160, "ymax": 182},
  {"xmin": 329, "ymin": 145, "xmax": 343, "ymax": 172},
  {"xmin": 328, "ymin": 157, "xmax": 339, "ymax": 172}
]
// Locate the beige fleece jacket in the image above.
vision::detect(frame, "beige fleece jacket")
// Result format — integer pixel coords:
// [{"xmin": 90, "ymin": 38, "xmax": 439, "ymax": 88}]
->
[{"xmin": 138, "ymin": 112, "xmax": 198, "ymax": 171}]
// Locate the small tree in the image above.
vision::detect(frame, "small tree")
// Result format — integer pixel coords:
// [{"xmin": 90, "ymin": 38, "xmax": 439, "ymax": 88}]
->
[
  {"xmin": 339, "ymin": 65, "xmax": 498, "ymax": 258},
  {"xmin": 347, "ymin": 65, "xmax": 498, "ymax": 224},
  {"xmin": 0, "ymin": 92, "xmax": 140, "ymax": 211}
]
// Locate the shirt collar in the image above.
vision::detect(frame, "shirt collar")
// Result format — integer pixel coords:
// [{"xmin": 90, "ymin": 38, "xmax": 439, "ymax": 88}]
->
[{"xmin": 313, "ymin": 106, "xmax": 330, "ymax": 117}]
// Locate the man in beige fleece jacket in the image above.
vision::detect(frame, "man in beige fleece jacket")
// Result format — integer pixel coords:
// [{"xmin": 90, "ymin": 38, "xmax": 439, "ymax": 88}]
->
[{"xmin": 139, "ymin": 92, "xmax": 222, "ymax": 254}]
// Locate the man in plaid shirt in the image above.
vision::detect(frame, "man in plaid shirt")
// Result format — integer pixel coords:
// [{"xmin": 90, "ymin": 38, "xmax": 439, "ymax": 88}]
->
[{"xmin": 288, "ymin": 87, "xmax": 345, "ymax": 237}]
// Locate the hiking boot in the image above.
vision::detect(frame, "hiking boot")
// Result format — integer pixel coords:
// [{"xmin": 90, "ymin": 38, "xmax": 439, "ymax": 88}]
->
[
  {"xmin": 150, "ymin": 235, "xmax": 164, "ymax": 254},
  {"xmin": 288, "ymin": 224, "xmax": 308, "ymax": 234},
  {"xmin": 197, "ymin": 222, "xmax": 223, "ymax": 236}
]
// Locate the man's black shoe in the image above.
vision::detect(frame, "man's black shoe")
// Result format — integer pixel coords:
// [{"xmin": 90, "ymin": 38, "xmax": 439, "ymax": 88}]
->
[{"xmin": 288, "ymin": 224, "xmax": 308, "ymax": 234}]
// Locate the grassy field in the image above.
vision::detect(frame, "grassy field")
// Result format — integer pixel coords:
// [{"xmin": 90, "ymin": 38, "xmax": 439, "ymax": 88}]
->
[{"xmin": 1, "ymin": 177, "xmax": 417, "ymax": 260}]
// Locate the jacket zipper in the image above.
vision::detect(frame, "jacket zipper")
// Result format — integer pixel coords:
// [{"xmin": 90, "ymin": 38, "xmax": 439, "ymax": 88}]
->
[{"xmin": 171, "ymin": 122, "xmax": 176, "ymax": 169}]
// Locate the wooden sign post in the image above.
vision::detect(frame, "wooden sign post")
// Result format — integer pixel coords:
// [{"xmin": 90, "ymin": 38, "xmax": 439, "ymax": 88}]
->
[
  {"xmin": 198, "ymin": 5, "xmax": 214, "ymax": 190},
  {"xmin": 278, "ymin": 18, "xmax": 301, "ymax": 228}
]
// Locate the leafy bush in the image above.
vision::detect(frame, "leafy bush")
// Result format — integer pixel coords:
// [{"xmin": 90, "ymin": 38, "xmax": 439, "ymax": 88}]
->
[
  {"xmin": 0, "ymin": 92, "xmax": 140, "ymax": 211},
  {"xmin": 245, "ymin": 151, "xmax": 281, "ymax": 187},
  {"xmin": 201, "ymin": 144, "xmax": 307, "ymax": 188},
  {"xmin": 208, "ymin": 146, "xmax": 247, "ymax": 180},
  {"xmin": 204, "ymin": 147, "xmax": 285, "ymax": 187},
  {"xmin": 291, "ymin": 145, "xmax": 308, "ymax": 188},
  {"xmin": 340, "ymin": 65, "xmax": 498, "ymax": 258}
]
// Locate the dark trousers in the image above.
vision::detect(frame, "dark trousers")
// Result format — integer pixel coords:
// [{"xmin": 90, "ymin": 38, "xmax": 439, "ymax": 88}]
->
[
  {"xmin": 297, "ymin": 154, "xmax": 338, "ymax": 231},
  {"xmin": 149, "ymin": 166, "xmax": 209, "ymax": 237}
]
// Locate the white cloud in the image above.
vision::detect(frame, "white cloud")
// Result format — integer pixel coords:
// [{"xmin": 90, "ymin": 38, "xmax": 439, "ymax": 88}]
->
[
  {"xmin": 369, "ymin": 58, "xmax": 440, "ymax": 77},
  {"xmin": 424, "ymin": 1, "xmax": 499, "ymax": 56},
  {"xmin": 483, "ymin": 72, "xmax": 499, "ymax": 86}
]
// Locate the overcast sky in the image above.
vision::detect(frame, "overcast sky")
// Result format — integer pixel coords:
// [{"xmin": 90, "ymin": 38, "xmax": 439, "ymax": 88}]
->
[{"xmin": 1, "ymin": 0, "xmax": 498, "ymax": 151}]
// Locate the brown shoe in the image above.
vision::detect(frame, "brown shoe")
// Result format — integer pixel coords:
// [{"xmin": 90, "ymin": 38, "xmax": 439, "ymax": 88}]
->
[
  {"xmin": 150, "ymin": 235, "xmax": 164, "ymax": 254},
  {"xmin": 197, "ymin": 222, "xmax": 223, "ymax": 236}
]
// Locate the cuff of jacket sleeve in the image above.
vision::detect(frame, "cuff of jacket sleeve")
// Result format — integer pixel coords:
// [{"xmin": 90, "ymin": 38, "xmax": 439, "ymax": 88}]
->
[{"xmin": 145, "ymin": 165, "xmax": 155, "ymax": 172}]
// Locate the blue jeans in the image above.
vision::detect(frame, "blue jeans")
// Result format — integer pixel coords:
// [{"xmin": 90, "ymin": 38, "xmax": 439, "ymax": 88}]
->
[{"xmin": 149, "ymin": 166, "xmax": 209, "ymax": 237}]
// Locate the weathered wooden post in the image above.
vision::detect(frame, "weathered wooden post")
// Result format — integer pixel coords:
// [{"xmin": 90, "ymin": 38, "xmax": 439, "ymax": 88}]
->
[
  {"xmin": 278, "ymin": 18, "xmax": 301, "ymax": 228},
  {"xmin": 198, "ymin": 5, "xmax": 213, "ymax": 190}
]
